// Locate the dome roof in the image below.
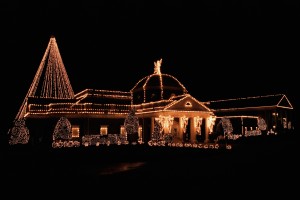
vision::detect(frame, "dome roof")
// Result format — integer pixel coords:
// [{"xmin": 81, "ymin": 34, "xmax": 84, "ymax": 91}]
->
[{"xmin": 131, "ymin": 59, "xmax": 188, "ymax": 104}]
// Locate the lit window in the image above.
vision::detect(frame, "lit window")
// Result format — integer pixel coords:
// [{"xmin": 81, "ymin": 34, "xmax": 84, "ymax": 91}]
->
[
  {"xmin": 283, "ymin": 118, "xmax": 287, "ymax": 129},
  {"xmin": 185, "ymin": 101, "xmax": 192, "ymax": 107},
  {"xmin": 100, "ymin": 125, "xmax": 108, "ymax": 136},
  {"xmin": 72, "ymin": 125, "xmax": 80, "ymax": 138},
  {"xmin": 120, "ymin": 126, "xmax": 126, "ymax": 136}
]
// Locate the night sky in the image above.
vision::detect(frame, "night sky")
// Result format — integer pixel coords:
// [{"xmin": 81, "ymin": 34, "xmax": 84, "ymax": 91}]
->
[{"xmin": 1, "ymin": 1, "xmax": 299, "ymax": 137}]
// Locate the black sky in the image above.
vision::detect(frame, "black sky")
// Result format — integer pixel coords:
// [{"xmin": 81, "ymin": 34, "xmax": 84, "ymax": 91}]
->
[{"xmin": 1, "ymin": 0, "xmax": 299, "ymax": 135}]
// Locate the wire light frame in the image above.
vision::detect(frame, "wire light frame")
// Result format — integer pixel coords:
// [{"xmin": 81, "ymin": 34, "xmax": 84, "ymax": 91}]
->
[{"xmin": 15, "ymin": 35, "xmax": 74, "ymax": 120}]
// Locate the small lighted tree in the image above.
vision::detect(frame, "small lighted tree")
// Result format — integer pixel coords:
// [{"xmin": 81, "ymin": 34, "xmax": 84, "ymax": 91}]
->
[
  {"xmin": 53, "ymin": 117, "xmax": 72, "ymax": 140},
  {"xmin": 124, "ymin": 108, "xmax": 139, "ymax": 143},
  {"xmin": 151, "ymin": 119, "xmax": 163, "ymax": 142},
  {"xmin": 257, "ymin": 117, "xmax": 267, "ymax": 131},
  {"xmin": 8, "ymin": 118, "xmax": 30, "ymax": 145},
  {"xmin": 221, "ymin": 117, "xmax": 233, "ymax": 137}
]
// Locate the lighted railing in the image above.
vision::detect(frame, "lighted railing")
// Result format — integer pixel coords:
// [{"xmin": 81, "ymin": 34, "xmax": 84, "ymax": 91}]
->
[
  {"xmin": 244, "ymin": 130, "xmax": 262, "ymax": 137},
  {"xmin": 52, "ymin": 140, "xmax": 81, "ymax": 148},
  {"xmin": 227, "ymin": 134, "xmax": 242, "ymax": 140},
  {"xmin": 27, "ymin": 103, "xmax": 131, "ymax": 114},
  {"xmin": 81, "ymin": 134, "xmax": 128, "ymax": 147}
]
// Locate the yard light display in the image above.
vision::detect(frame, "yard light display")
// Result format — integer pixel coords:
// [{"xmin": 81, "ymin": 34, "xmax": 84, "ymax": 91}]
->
[
  {"xmin": 6, "ymin": 35, "xmax": 294, "ymax": 150},
  {"xmin": 194, "ymin": 116, "xmax": 203, "ymax": 135},
  {"xmin": 8, "ymin": 118, "xmax": 29, "ymax": 145}
]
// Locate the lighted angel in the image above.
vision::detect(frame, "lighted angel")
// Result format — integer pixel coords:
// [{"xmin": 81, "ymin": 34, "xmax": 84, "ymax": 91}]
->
[{"xmin": 154, "ymin": 58, "xmax": 162, "ymax": 74}]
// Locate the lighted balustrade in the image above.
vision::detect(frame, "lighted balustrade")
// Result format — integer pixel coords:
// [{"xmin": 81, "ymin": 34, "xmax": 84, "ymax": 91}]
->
[
  {"xmin": 244, "ymin": 129, "xmax": 262, "ymax": 137},
  {"xmin": 81, "ymin": 134, "xmax": 128, "ymax": 147},
  {"xmin": 52, "ymin": 140, "xmax": 81, "ymax": 148},
  {"xmin": 227, "ymin": 134, "xmax": 242, "ymax": 140},
  {"xmin": 27, "ymin": 102, "xmax": 131, "ymax": 115}
]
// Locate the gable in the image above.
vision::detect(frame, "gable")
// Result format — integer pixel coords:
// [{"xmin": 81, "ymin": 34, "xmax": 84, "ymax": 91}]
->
[
  {"xmin": 277, "ymin": 95, "xmax": 293, "ymax": 109},
  {"xmin": 208, "ymin": 94, "xmax": 294, "ymax": 111},
  {"xmin": 165, "ymin": 95, "xmax": 211, "ymax": 112}
]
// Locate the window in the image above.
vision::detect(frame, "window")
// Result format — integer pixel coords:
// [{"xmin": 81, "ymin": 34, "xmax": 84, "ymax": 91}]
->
[
  {"xmin": 283, "ymin": 118, "xmax": 287, "ymax": 129},
  {"xmin": 72, "ymin": 125, "xmax": 80, "ymax": 138},
  {"xmin": 100, "ymin": 125, "xmax": 108, "ymax": 136},
  {"xmin": 120, "ymin": 126, "xmax": 126, "ymax": 136},
  {"xmin": 185, "ymin": 101, "xmax": 192, "ymax": 107}
]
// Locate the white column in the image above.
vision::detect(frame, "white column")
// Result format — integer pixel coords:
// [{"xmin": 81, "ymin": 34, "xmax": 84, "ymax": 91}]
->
[
  {"xmin": 190, "ymin": 117, "xmax": 196, "ymax": 143},
  {"xmin": 178, "ymin": 117, "xmax": 183, "ymax": 141},
  {"xmin": 151, "ymin": 117, "xmax": 154, "ymax": 135},
  {"xmin": 204, "ymin": 118, "xmax": 210, "ymax": 143}
]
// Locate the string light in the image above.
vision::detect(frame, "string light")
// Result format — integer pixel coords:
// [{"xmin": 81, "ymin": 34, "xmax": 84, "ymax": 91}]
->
[
  {"xmin": 53, "ymin": 117, "xmax": 72, "ymax": 140},
  {"xmin": 8, "ymin": 118, "xmax": 30, "ymax": 145},
  {"xmin": 257, "ymin": 117, "xmax": 267, "ymax": 131},
  {"xmin": 150, "ymin": 119, "xmax": 163, "ymax": 142},
  {"xmin": 207, "ymin": 115, "xmax": 216, "ymax": 133},
  {"xmin": 131, "ymin": 58, "xmax": 188, "ymax": 103},
  {"xmin": 15, "ymin": 36, "xmax": 74, "ymax": 121},
  {"xmin": 124, "ymin": 108, "xmax": 139, "ymax": 135},
  {"xmin": 220, "ymin": 117, "xmax": 233, "ymax": 136},
  {"xmin": 7, "ymin": 35, "xmax": 293, "ymax": 150},
  {"xmin": 194, "ymin": 116, "xmax": 202, "ymax": 135},
  {"xmin": 180, "ymin": 116, "xmax": 189, "ymax": 133}
]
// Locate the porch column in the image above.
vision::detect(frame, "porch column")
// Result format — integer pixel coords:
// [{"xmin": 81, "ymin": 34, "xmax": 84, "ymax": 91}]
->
[
  {"xmin": 204, "ymin": 118, "xmax": 210, "ymax": 143},
  {"xmin": 151, "ymin": 117, "xmax": 155, "ymax": 135},
  {"xmin": 178, "ymin": 117, "xmax": 183, "ymax": 141},
  {"xmin": 190, "ymin": 117, "xmax": 196, "ymax": 143}
]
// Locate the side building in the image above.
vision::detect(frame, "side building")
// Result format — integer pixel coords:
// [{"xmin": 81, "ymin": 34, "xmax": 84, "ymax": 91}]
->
[{"xmin": 205, "ymin": 94, "xmax": 295, "ymax": 139}]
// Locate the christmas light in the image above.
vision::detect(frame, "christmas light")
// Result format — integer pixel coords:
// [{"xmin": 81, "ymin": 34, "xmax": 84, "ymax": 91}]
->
[
  {"xmin": 8, "ymin": 35, "xmax": 292, "ymax": 150},
  {"xmin": 155, "ymin": 115, "xmax": 174, "ymax": 134},
  {"xmin": 53, "ymin": 116, "xmax": 72, "ymax": 140},
  {"xmin": 8, "ymin": 118, "xmax": 30, "ymax": 145},
  {"xmin": 180, "ymin": 116, "xmax": 189, "ymax": 132},
  {"xmin": 220, "ymin": 117, "xmax": 233, "ymax": 136},
  {"xmin": 131, "ymin": 58, "xmax": 188, "ymax": 103},
  {"xmin": 15, "ymin": 36, "xmax": 74, "ymax": 121},
  {"xmin": 124, "ymin": 108, "xmax": 139, "ymax": 134},
  {"xmin": 257, "ymin": 117, "xmax": 267, "ymax": 131},
  {"xmin": 151, "ymin": 119, "xmax": 163, "ymax": 142},
  {"xmin": 207, "ymin": 115, "xmax": 216, "ymax": 133},
  {"xmin": 194, "ymin": 116, "xmax": 202, "ymax": 135}
]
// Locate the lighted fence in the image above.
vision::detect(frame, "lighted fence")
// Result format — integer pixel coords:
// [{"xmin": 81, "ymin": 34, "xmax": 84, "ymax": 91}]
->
[{"xmin": 81, "ymin": 134, "xmax": 128, "ymax": 147}]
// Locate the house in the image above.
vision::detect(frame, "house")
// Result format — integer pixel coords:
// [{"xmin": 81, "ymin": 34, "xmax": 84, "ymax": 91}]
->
[{"xmin": 7, "ymin": 36, "xmax": 295, "ymax": 148}]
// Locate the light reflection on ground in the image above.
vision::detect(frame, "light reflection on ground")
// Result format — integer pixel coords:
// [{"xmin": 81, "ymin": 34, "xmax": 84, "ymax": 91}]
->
[{"xmin": 98, "ymin": 162, "xmax": 146, "ymax": 175}]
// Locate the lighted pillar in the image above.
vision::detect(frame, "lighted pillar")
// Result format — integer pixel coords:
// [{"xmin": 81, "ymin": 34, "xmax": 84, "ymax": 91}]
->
[
  {"xmin": 204, "ymin": 118, "xmax": 210, "ymax": 143},
  {"xmin": 241, "ymin": 117, "xmax": 244, "ymax": 136},
  {"xmin": 178, "ymin": 117, "xmax": 183, "ymax": 141},
  {"xmin": 190, "ymin": 117, "xmax": 196, "ymax": 143},
  {"xmin": 151, "ymin": 117, "xmax": 155, "ymax": 135}
]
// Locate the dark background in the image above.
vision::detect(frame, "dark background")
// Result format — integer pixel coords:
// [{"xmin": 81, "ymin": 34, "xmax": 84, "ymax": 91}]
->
[{"xmin": 1, "ymin": 1, "xmax": 299, "ymax": 142}]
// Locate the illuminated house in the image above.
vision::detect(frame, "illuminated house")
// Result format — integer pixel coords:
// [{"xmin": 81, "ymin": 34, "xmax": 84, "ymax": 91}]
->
[
  {"xmin": 7, "ymin": 36, "xmax": 295, "ymax": 148},
  {"xmin": 8, "ymin": 36, "xmax": 215, "ymax": 147}
]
